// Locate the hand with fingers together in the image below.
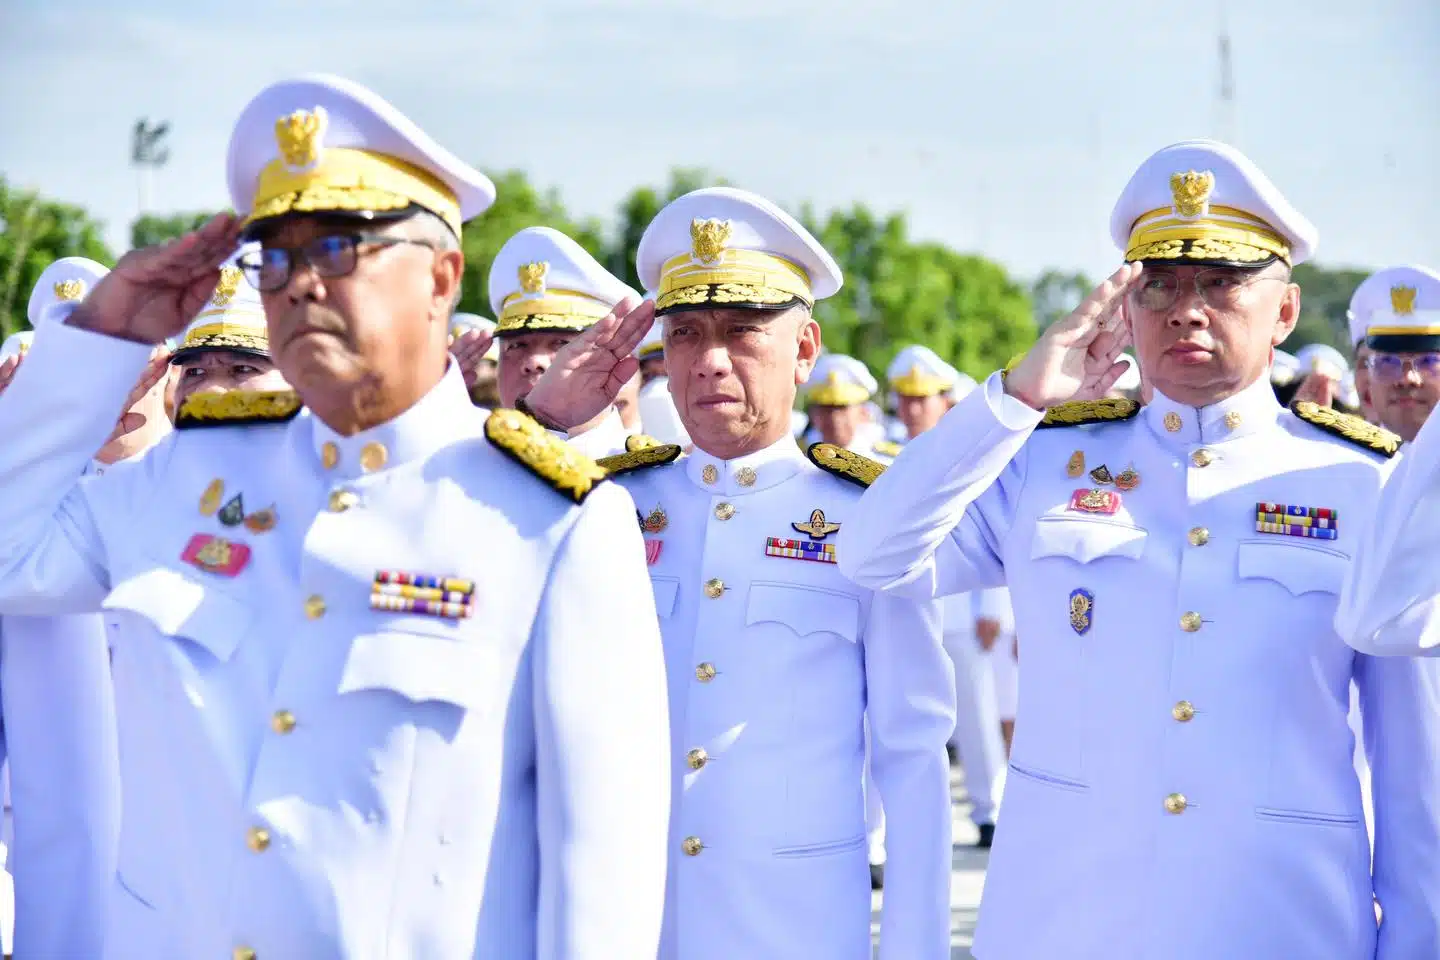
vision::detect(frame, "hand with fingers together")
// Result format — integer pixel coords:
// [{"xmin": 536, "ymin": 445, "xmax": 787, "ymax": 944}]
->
[
  {"xmin": 1004, "ymin": 262, "xmax": 1142, "ymax": 410},
  {"xmin": 522, "ymin": 295, "xmax": 657, "ymax": 430},
  {"xmin": 0, "ymin": 352, "xmax": 24, "ymax": 398},
  {"xmin": 68, "ymin": 213, "xmax": 244, "ymax": 345},
  {"xmin": 448, "ymin": 328, "xmax": 495, "ymax": 388}
]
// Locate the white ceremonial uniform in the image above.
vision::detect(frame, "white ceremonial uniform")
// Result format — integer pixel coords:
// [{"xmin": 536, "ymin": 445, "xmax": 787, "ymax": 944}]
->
[
  {"xmin": 839, "ymin": 370, "xmax": 1440, "ymax": 958},
  {"xmin": 938, "ymin": 591, "xmax": 1003, "ymax": 827},
  {"xmin": 0, "ymin": 317, "xmax": 671, "ymax": 955},
  {"xmin": 975, "ymin": 586, "xmax": 1019, "ymax": 722},
  {"xmin": 609, "ymin": 437, "xmax": 953, "ymax": 960}
]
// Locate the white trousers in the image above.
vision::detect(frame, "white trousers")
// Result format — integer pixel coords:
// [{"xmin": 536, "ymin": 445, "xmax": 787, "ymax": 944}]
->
[{"xmin": 943, "ymin": 630, "xmax": 1004, "ymax": 825}]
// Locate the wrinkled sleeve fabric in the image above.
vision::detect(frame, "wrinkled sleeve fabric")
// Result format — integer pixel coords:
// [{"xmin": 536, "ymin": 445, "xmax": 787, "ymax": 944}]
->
[
  {"xmin": 864, "ymin": 590, "xmax": 954, "ymax": 960},
  {"xmin": 531, "ymin": 481, "xmax": 670, "ymax": 959},
  {"xmin": 1357, "ymin": 652, "xmax": 1440, "ymax": 956},
  {"xmin": 839, "ymin": 372, "xmax": 1041, "ymax": 601},
  {"xmin": 0, "ymin": 317, "xmax": 158, "ymax": 615}
]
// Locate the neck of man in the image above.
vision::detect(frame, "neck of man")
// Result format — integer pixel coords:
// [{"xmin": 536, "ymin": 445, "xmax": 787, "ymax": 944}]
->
[
  {"xmin": 1153, "ymin": 367, "xmax": 1266, "ymax": 410},
  {"xmin": 303, "ymin": 354, "xmax": 447, "ymax": 437},
  {"xmin": 698, "ymin": 419, "xmax": 790, "ymax": 462}
]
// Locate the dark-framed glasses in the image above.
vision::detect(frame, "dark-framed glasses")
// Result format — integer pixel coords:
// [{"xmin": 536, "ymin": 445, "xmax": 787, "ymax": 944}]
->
[
  {"xmin": 1130, "ymin": 266, "xmax": 1286, "ymax": 312},
  {"xmin": 1364, "ymin": 352, "xmax": 1440, "ymax": 383},
  {"xmin": 237, "ymin": 232, "xmax": 434, "ymax": 293}
]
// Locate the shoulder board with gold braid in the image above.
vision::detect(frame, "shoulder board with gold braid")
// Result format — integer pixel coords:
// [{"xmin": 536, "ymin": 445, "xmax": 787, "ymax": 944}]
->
[
  {"xmin": 175, "ymin": 390, "xmax": 303, "ymax": 429},
  {"xmin": 484, "ymin": 409, "xmax": 608, "ymax": 504},
  {"xmin": 1035, "ymin": 397, "xmax": 1140, "ymax": 429},
  {"xmin": 625, "ymin": 433, "xmax": 661, "ymax": 452},
  {"xmin": 807, "ymin": 442, "xmax": 886, "ymax": 488},
  {"xmin": 1290, "ymin": 400, "xmax": 1400, "ymax": 458},
  {"xmin": 598, "ymin": 444, "xmax": 683, "ymax": 476}
]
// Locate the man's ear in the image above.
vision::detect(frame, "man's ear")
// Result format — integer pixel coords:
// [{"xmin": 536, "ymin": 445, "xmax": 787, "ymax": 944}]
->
[{"xmin": 794, "ymin": 312, "xmax": 822, "ymax": 386}]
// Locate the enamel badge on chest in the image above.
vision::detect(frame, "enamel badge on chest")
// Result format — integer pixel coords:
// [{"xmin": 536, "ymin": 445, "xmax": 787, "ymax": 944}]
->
[
  {"xmin": 182, "ymin": 534, "xmax": 251, "ymax": 577},
  {"xmin": 1069, "ymin": 488, "xmax": 1121, "ymax": 515},
  {"xmin": 791, "ymin": 508, "xmax": 840, "ymax": 540},
  {"xmin": 1069, "ymin": 588, "xmax": 1094, "ymax": 635}
]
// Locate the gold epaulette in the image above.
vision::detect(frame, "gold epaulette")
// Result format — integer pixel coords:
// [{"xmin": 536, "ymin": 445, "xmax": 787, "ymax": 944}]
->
[
  {"xmin": 598, "ymin": 444, "xmax": 683, "ymax": 476},
  {"xmin": 484, "ymin": 409, "xmax": 608, "ymax": 504},
  {"xmin": 625, "ymin": 433, "xmax": 661, "ymax": 452},
  {"xmin": 872, "ymin": 439, "xmax": 903, "ymax": 458},
  {"xmin": 1035, "ymin": 397, "xmax": 1140, "ymax": 429},
  {"xmin": 1290, "ymin": 401, "xmax": 1400, "ymax": 458},
  {"xmin": 174, "ymin": 390, "xmax": 303, "ymax": 429},
  {"xmin": 807, "ymin": 442, "xmax": 886, "ymax": 488}
]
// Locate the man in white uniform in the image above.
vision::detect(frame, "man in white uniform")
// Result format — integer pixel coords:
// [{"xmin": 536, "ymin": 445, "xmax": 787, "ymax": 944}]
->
[
  {"xmin": 839, "ymin": 139, "xmax": 1440, "ymax": 958},
  {"xmin": 0, "ymin": 74, "xmax": 670, "ymax": 958},
  {"xmin": 524, "ymin": 187, "xmax": 956, "ymax": 960}
]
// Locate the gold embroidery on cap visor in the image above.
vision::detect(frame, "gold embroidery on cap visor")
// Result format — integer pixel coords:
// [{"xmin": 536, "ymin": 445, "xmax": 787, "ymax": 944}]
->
[
  {"xmin": 495, "ymin": 290, "xmax": 614, "ymax": 335},
  {"xmin": 247, "ymin": 147, "xmax": 462, "ymax": 238},
  {"xmin": 807, "ymin": 372, "xmax": 872, "ymax": 407},
  {"xmin": 174, "ymin": 319, "xmax": 270, "ymax": 356},
  {"xmin": 890, "ymin": 365, "xmax": 952, "ymax": 397},
  {"xmin": 1125, "ymin": 204, "xmax": 1291, "ymax": 265},
  {"xmin": 655, "ymin": 248, "xmax": 813, "ymax": 315}
]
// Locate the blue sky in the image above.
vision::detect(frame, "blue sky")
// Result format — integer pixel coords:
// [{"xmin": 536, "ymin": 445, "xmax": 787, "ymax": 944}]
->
[{"xmin": 1, "ymin": 0, "xmax": 1436, "ymax": 282}]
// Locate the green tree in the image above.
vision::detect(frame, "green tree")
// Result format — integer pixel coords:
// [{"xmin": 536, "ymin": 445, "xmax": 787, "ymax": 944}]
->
[
  {"xmin": 1031, "ymin": 269, "xmax": 1094, "ymax": 330},
  {"xmin": 131, "ymin": 211, "xmax": 217, "ymax": 249},
  {"xmin": 0, "ymin": 177, "xmax": 114, "ymax": 337},
  {"xmin": 456, "ymin": 170, "xmax": 605, "ymax": 319},
  {"xmin": 1287, "ymin": 263, "xmax": 1370, "ymax": 358}
]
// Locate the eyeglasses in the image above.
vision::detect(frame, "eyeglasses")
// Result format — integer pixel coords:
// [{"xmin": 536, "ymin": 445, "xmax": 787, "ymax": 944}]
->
[
  {"xmin": 1364, "ymin": 352, "xmax": 1440, "ymax": 382},
  {"xmin": 237, "ymin": 232, "xmax": 434, "ymax": 293},
  {"xmin": 1130, "ymin": 267, "xmax": 1286, "ymax": 313}
]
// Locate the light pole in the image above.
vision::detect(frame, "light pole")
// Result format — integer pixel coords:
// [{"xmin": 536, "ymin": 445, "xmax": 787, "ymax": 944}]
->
[{"xmin": 131, "ymin": 119, "xmax": 171, "ymax": 216}]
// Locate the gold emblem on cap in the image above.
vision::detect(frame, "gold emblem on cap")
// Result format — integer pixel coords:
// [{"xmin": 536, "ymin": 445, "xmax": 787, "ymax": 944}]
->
[
  {"xmin": 274, "ymin": 106, "xmax": 327, "ymax": 170},
  {"xmin": 211, "ymin": 266, "xmax": 243, "ymax": 307},
  {"xmin": 690, "ymin": 218, "xmax": 732, "ymax": 264},
  {"xmin": 1169, "ymin": 169, "xmax": 1215, "ymax": 218},
  {"xmin": 53, "ymin": 279, "xmax": 86, "ymax": 302},
  {"xmin": 1391, "ymin": 285, "xmax": 1417, "ymax": 316},
  {"xmin": 519, "ymin": 261, "xmax": 549, "ymax": 295}
]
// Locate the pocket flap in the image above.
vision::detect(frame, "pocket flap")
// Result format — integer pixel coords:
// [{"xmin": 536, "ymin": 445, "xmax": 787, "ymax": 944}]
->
[
  {"xmin": 1030, "ymin": 516, "xmax": 1148, "ymax": 564},
  {"xmin": 745, "ymin": 581, "xmax": 860, "ymax": 642},
  {"xmin": 339, "ymin": 630, "xmax": 492, "ymax": 708},
  {"xmin": 651, "ymin": 576, "xmax": 679, "ymax": 619},
  {"xmin": 1237, "ymin": 539, "xmax": 1346, "ymax": 597},
  {"xmin": 102, "ymin": 567, "xmax": 251, "ymax": 662}
]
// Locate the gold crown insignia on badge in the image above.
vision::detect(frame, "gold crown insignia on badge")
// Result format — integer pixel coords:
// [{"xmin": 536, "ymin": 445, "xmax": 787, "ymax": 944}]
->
[
  {"xmin": 53, "ymin": 279, "xmax": 86, "ymax": 302},
  {"xmin": 211, "ymin": 266, "xmax": 243, "ymax": 306},
  {"xmin": 1170, "ymin": 169, "xmax": 1215, "ymax": 218},
  {"xmin": 518, "ymin": 261, "xmax": 548, "ymax": 295},
  {"xmin": 1036, "ymin": 397, "xmax": 1141, "ymax": 429},
  {"xmin": 175, "ymin": 389, "xmax": 303, "ymax": 429},
  {"xmin": 485, "ymin": 409, "xmax": 608, "ymax": 503},
  {"xmin": 690, "ymin": 218, "xmax": 732, "ymax": 264},
  {"xmin": 1291, "ymin": 401, "xmax": 1400, "ymax": 458},
  {"xmin": 1391, "ymin": 285, "xmax": 1418, "ymax": 315},
  {"xmin": 597, "ymin": 443, "xmax": 683, "ymax": 476},
  {"xmin": 806, "ymin": 442, "xmax": 886, "ymax": 488},
  {"xmin": 274, "ymin": 106, "xmax": 327, "ymax": 170}
]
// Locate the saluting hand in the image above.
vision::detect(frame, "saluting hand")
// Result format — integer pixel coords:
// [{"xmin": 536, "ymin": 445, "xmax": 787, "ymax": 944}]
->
[
  {"xmin": 1292, "ymin": 372, "xmax": 1338, "ymax": 408},
  {"xmin": 449, "ymin": 328, "xmax": 495, "ymax": 388},
  {"xmin": 1004, "ymin": 263, "xmax": 1142, "ymax": 410},
  {"xmin": 523, "ymin": 295, "xmax": 655, "ymax": 429},
  {"xmin": 103, "ymin": 349, "xmax": 173, "ymax": 447},
  {"xmin": 69, "ymin": 214, "xmax": 243, "ymax": 345},
  {"xmin": 0, "ymin": 353, "xmax": 22, "ymax": 398}
]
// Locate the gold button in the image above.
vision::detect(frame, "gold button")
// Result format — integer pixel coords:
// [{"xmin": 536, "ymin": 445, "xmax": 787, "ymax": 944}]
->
[
  {"xmin": 701, "ymin": 464, "xmax": 718, "ymax": 484},
  {"xmin": 1180, "ymin": 611, "xmax": 1202, "ymax": 632},
  {"xmin": 1172, "ymin": 700, "xmax": 1195, "ymax": 722},
  {"xmin": 682, "ymin": 836, "xmax": 704, "ymax": 856},
  {"xmin": 704, "ymin": 578, "xmax": 725, "ymax": 599},
  {"xmin": 1188, "ymin": 527, "xmax": 1209, "ymax": 547},
  {"xmin": 233, "ymin": 949, "xmax": 257, "ymax": 960},
  {"xmin": 1191, "ymin": 449, "xmax": 1213, "ymax": 468},
  {"xmin": 1224, "ymin": 411, "xmax": 1243, "ymax": 430},
  {"xmin": 735, "ymin": 466, "xmax": 757, "ymax": 487},
  {"xmin": 328, "ymin": 489, "xmax": 359, "ymax": 513},
  {"xmin": 686, "ymin": 747, "xmax": 708, "ymax": 770},
  {"xmin": 247, "ymin": 826, "xmax": 271, "ymax": 853},
  {"xmin": 360, "ymin": 442, "xmax": 388, "ymax": 472},
  {"xmin": 695, "ymin": 662, "xmax": 717, "ymax": 682},
  {"xmin": 1164, "ymin": 792, "xmax": 1188, "ymax": 815},
  {"xmin": 714, "ymin": 502, "xmax": 735, "ymax": 521},
  {"xmin": 1164, "ymin": 411, "xmax": 1182, "ymax": 432},
  {"xmin": 305, "ymin": 594, "xmax": 326, "ymax": 619},
  {"xmin": 321, "ymin": 441, "xmax": 340, "ymax": 470},
  {"xmin": 271, "ymin": 709, "xmax": 297, "ymax": 734}
]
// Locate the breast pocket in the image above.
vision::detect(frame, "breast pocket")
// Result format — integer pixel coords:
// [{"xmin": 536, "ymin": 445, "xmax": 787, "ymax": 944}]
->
[
  {"xmin": 1029, "ymin": 515, "xmax": 1148, "ymax": 564},
  {"xmin": 339, "ymin": 629, "xmax": 501, "ymax": 713},
  {"xmin": 102, "ymin": 566, "xmax": 252, "ymax": 664},
  {"xmin": 1237, "ymin": 539, "xmax": 1346, "ymax": 597},
  {"xmin": 746, "ymin": 581, "xmax": 861, "ymax": 642}
]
